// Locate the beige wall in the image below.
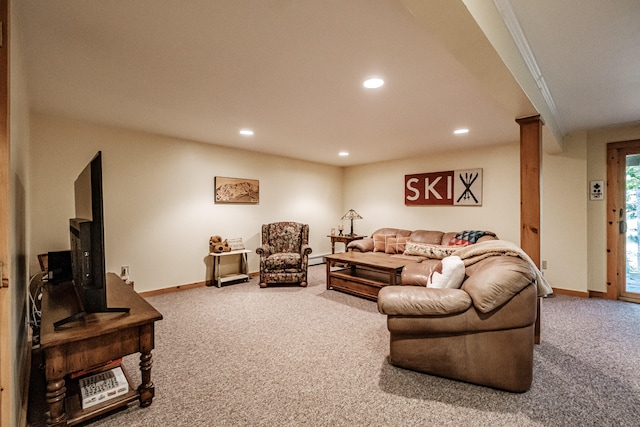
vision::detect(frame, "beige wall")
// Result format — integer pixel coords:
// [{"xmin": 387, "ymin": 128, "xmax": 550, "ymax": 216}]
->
[
  {"xmin": 587, "ymin": 124, "xmax": 640, "ymax": 293},
  {"xmin": 343, "ymin": 143, "xmax": 521, "ymax": 242},
  {"xmin": 29, "ymin": 113, "xmax": 636, "ymax": 296},
  {"xmin": 344, "ymin": 134, "xmax": 591, "ymax": 295},
  {"xmin": 29, "ymin": 114, "xmax": 343, "ymax": 292},
  {"xmin": 539, "ymin": 122, "xmax": 640, "ymax": 295},
  {"xmin": 541, "ymin": 132, "xmax": 588, "ymax": 292},
  {"xmin": 7, "ymin": 4, "xmax": 32, "ymax": 425}
]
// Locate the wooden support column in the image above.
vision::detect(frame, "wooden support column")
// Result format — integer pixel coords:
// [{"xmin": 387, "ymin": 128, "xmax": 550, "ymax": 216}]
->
[{"xmin": 516, "ymin": 115, "xmax": 542, "ymax": 344}]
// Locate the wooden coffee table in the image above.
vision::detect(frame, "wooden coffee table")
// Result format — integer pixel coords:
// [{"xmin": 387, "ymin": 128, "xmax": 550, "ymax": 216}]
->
[{"xmin": 324, "ymin": 252, "xmax": 422, "ymax": 300}]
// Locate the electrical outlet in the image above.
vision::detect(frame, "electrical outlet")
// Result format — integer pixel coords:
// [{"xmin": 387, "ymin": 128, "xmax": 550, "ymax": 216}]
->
[
  {"xmin": 121, "ymin": 265, "xmax": 129, "ymax": 278},
  {"xmin": 541, "ymin": 260, "xmax": 547, "ymax": 269}
]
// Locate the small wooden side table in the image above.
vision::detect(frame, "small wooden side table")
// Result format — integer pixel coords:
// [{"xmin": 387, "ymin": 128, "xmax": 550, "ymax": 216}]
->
[
  {"xmin": 327, "ymin": 234, "xmax": 366, "ymax": 254},
  {"xmin": 209, "ymin": 249, "xmax": 251, "ymax": 287}
]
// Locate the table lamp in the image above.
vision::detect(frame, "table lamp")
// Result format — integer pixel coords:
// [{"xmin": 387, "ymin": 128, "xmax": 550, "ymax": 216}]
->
[{"xmin": 341, "ymin": 209, "xmax": 363, "ymax": 236}]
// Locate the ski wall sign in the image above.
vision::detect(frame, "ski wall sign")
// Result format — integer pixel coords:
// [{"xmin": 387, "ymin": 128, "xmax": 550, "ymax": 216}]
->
[{"xmin": 405, "ymin": 169, "xmax": 483, "ymax": 206}]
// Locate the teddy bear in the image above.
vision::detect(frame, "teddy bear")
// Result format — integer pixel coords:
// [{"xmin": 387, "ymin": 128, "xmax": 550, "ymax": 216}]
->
[
  {"xmin": 209, "ymin": 235, "xmax": 225, "ymax": 253},
  {"xmin": 209, "ymin": 235, "xmax": 233, "ymax": 253}
]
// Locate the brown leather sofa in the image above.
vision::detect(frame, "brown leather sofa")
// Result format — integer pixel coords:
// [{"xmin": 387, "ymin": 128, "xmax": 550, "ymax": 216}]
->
[
  {"xmin": 347, "ymin": 228, "xmax": 497, "ymax": 254},
  {"xmin": 377, "ymin": 254, "xmax": 539, "ymax": 392},
  {"xmin": 348, "ymin": 228, "xmax": 548, "ymax": 391}
]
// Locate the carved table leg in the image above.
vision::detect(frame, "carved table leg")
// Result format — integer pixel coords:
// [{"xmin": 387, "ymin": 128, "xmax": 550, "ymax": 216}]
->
[
  {"xmin": 45, "ymin": 378, "xmax": 67, "ymax": 427},
  {"xmin": 138, "ymin": 350, "xmax": 155, "ymax": 407},
  {"xmin": 326, "ymin": 259, "xmax": 331, "ymax": 290}
]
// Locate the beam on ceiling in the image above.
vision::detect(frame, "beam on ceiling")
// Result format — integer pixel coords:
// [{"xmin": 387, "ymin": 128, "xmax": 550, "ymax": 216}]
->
[{"xmin": 462, "ymin": 0, "xmax": 564, "ymax": 153}]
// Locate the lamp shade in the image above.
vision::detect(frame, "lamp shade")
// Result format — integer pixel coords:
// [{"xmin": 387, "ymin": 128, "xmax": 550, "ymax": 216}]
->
[
  {"xmin": 341, "ymin": 209, "xmax": 363, "ymax": 235},
  {"xmin": 341, "ymin": 209, "xmax": 363, "ymax": 220}
]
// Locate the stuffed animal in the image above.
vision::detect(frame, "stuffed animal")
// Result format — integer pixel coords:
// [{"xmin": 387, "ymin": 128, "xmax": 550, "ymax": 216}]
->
[
  {"xmin": 427, "ymin": 255, "xmax": 465, "ymax": 289},
  {"xmin": 209, "ymin": 235, "xmax": 224, "ymax": 253},
  {"xmin": 209, "ymin": 236, "xmax": 233, "ymax": 253}
]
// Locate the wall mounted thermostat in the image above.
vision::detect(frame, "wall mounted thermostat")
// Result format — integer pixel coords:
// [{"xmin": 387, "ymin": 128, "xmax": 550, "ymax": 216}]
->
[{"xmin": 590, "ymin": 180, "xmax": 604, "ymax": 201}]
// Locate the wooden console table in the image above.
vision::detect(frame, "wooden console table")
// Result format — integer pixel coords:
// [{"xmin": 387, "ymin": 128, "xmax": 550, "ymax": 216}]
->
[
  {"xmin": 327, "ymin": 234, "xmax": 366, "ymax": 254},
  {"xmin": 325, "ymin": 252, "xmax": 421, "ymax": 300},
  {"xmin": 39, "ymin": 273, "xmax": 163, "ymax": 426}
]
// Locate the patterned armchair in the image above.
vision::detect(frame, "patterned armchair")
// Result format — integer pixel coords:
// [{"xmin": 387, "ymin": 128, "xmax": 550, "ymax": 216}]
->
[{"xmin": 256, "ymin": 222, "xmax": 312, "ymax": 288}]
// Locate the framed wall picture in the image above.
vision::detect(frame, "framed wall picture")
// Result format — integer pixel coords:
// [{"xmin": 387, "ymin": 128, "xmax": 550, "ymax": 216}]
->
[{"xmin": 215, "ymin": 177, "xmax": 259, "ymax": 204}]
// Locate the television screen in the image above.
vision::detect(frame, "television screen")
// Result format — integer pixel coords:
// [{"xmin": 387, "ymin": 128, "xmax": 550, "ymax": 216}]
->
[{"xmin": 54, "ymin": 152, "xmax": 129, "ymax": 329}]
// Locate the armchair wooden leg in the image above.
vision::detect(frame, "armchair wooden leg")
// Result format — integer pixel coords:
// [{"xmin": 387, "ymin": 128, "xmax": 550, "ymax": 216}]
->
[
  {"xmin": 300, "ymin": 282, "xmax": 308, "ymax": 287},
  {"xmin": 259, "ymin": 282, "xmax": 267, "ymax": 288}
]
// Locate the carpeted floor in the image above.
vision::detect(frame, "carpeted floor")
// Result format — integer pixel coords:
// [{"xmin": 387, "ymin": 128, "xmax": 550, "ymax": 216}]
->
[{"xmin": 28, "ymin": 264, "xmax": 640, "ymax": 426}]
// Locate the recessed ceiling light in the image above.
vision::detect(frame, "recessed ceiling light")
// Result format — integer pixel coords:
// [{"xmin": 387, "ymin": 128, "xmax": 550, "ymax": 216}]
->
[
  {"xmin": 454, "ymin": 128, "xmax": 469, "ymax": 135},
  {"xmin": 239, "ymin": 129, "xmax": 254, "ymax": 136},
  {"xmin": 363, "ymin": 78, "xmax": 384, "ymax": 89},
  {"xmin": 339, "ymin": 151, "xmax": 349, "ymax": 157}
]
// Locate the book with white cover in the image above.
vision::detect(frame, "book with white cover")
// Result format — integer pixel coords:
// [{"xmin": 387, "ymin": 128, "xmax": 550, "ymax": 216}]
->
[{"xmin": 79, "ymin": 366, "xmax": 129, "ymax": 409}]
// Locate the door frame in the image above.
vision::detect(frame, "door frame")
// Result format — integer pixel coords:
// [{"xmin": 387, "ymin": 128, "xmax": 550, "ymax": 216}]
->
[
  {"xmin": 0, "ymin": 0, "xmax": 9, "ymax": 424},
  {"xmin": 606, "ymin": 139, "xmax": 640, "ymax": 302}
]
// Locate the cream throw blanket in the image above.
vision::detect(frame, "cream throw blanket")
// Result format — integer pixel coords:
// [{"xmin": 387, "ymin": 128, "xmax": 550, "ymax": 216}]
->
[{"xmin": 454, "ymin": 239, "xmax": 553, "ymax": 297}]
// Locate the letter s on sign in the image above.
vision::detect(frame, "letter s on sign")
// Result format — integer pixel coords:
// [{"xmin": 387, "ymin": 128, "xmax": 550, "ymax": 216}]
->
[{"xmin": 406, "ymin": 177, "xmax": 420, "ymax": 201}]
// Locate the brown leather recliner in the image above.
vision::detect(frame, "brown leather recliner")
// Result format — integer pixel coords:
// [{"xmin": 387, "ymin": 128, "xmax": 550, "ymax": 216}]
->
[{"xmin": 377, "ymin": 255, "xmax": 538, "ymax": 392}]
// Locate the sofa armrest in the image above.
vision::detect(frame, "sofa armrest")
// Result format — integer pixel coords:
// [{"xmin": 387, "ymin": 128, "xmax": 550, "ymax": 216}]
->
[
  {"xmin": 462, "ymin": 256, "xmax": 535, "ymax": 313},
  {"xmin": 401, "ymin": 259, "xmax": 441, "ymax": 286},
  {"xmin": 347, "ymin": 238, "xmax": 374, "ymax": 252},
  {"xmin": 377, "ymin": 286, "xmax": 471, "ymax": 316}
]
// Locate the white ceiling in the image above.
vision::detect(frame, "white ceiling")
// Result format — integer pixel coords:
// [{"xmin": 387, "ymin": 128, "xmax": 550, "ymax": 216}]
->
[
  {"xmin": 505, "ymin": 0, "xmax": 640, "ymax": 135},
  {"xmin": 16, "ymin": 0, "xmax": 640, "ymax": 166}
]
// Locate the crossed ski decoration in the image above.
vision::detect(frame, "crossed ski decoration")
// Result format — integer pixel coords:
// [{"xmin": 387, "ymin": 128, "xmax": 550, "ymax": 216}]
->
[{"xmin": 456, "ymin": 171, "xmax": 479, "ymax": 203}]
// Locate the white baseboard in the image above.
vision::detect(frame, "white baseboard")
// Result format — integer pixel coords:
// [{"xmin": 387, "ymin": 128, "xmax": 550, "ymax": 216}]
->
[{"xmin": 309, "ymin": 253, "xmax": 329, "ymax": 266}]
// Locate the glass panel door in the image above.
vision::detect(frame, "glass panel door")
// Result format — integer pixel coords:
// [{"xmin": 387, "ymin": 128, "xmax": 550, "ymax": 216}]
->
[{"xmin": 624, "ymin": 154, "xmax": 640, "ymax": 299}]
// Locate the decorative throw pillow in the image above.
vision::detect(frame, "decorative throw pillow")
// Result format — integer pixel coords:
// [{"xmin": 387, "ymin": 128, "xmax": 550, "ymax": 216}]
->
[
  {"xmin": 385, "ymin": 237, "xmax": 398, "ymax": 254},
  {"xmin": 426, "ymin": 255, "xmax": 465, "ymax": 289},
  {"xmin": 396, "ymin": 236, "xmax": 410, "ymax": 253},
  {"xmin": 373, "ymin": 234, "xmax": 394, "ymax": 252},
  {"xmin": 226, "ymin": 237, "xmax": 245, "ymax": 251},
  {"xmin": 385, "ymin": 236, "xmax": 410, "ymax": 254},
  {"xmin": 448, "ymin": 230, "xmax": 495, "ymax": 246},
  {"xmin": 448, "ymin": 237, "xmax": 473, "ymax": 247},
  {"xmin": 403, "ymin": 242, "xmax": 459, "ymax": 259}
]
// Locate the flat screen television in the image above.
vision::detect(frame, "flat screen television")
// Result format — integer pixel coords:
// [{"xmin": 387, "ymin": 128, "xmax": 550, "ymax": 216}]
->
[
  {"xmin": 46, "ymin": 250, "xmax": 73, "ymax": 285},
  {"xmin": 54, "ymin": 151, "xmax": 129, "ymax": 329}
]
